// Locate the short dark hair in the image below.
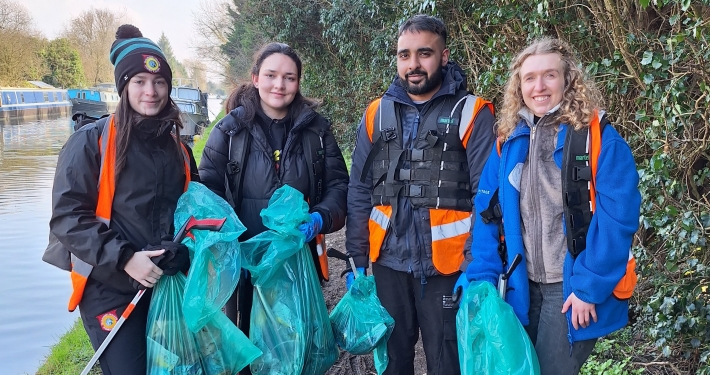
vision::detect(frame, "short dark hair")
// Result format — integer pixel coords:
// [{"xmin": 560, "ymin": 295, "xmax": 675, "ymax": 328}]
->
[{"xmin": 398, "ymin": 15, "xmax": 447, "ymax": 46}]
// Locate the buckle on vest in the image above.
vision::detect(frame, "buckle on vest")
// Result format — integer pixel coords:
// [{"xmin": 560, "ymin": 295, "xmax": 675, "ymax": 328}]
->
[
  {"xmin": 572, "ymin": 166, "xmax": 592, "ymax": 181},
  {"xmin": 399, "ymin": 169, "xmax": 411, "ymax": 180},
  {"xmin": 411, "ymin": 149, "xmax": 424, "ymax": 161},
  {"xmin": 227, "ymin": 161, "xmax": 240, "ymax": 175},
  {"xmin": 382, "ymin": 128, "xmax": 397, "ymax": 142},
  {"xmin": 407, "ymin": 184, "xmax": 423, "ymax": 197}
]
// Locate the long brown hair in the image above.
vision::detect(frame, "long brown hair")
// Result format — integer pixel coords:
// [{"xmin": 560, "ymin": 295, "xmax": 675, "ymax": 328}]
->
[
  {"xmin": 224, "ymin": 42, "xmax": 317, "ymax": 120},
  {"xmin": 113, "ymin": 84, "xmax": 183, "ymax": 176},
  {"xmin": 497, "ymin": 37, "xmax": 603, "ymax": 140}
]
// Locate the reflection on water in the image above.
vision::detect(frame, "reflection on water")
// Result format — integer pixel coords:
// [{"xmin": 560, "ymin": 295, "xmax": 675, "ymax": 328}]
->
[{"xmin": 0, "ymin": 117, "xmax": 76, "ymax": 375}]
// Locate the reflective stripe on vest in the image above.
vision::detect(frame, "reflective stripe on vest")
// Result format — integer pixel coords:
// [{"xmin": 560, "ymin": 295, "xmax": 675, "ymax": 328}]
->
[
  {"xmin": 368, "ymin": 206, "xmax": 391, "ymax": 262},
  {"xmin": 430, "ymin": 209, "xmax": 471, "ymax": 274},
  {"xmin": 67, "ymin": 115, "xmax": 191, "ymax": 312}
]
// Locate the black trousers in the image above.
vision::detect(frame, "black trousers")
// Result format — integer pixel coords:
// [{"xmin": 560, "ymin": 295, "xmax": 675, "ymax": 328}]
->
[
  {"xmin": 79, "ymin": 280, "xmax": 152, "ymax": 375},
  {"xmin": 224, "ymin": 272, "xmax": 254, "ymax": 375},
  {"xmin": 372, "ymin": 263, "xmax": 461, "ymax": 375}
]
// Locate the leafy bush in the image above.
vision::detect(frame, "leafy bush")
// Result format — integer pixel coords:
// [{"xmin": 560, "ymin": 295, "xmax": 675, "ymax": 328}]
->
[{"xmin": 224, "ymin": 0, "xmax": 710, "ymax": 371}]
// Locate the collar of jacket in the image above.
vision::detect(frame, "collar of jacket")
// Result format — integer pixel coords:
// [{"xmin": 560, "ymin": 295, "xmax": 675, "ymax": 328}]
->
[
  {"xmin": 517, "ymin": 104, "xmax": 562, "ymax": 128},
  {"xmin": 132, "ymin": 106, "xmax": 178, "ymax": 140},
  {"xmin": 255, "ymin": 105, "xmax": 293, "ymax": 128},
  {"xmin": 383, "ymin": 60, "xmax": 468, "ymax": 106}
]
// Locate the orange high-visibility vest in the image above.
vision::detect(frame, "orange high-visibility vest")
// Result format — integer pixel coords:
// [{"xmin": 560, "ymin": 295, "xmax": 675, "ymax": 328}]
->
[
  {"xmin": 364, "ymin": 95, "xmax": 493, "ymax": 275},
  {"xmin": 67, "ymin": 115, "xmax": 191, "ymax": 312}
]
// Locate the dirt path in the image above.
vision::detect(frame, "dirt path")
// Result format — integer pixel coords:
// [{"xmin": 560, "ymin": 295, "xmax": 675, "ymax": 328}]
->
[{"xmin": 322, "ymin": 229, "xmax": 427, "ymax": 375}]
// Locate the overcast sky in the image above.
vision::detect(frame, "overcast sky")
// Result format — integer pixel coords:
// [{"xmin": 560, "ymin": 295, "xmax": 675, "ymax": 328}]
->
[{"xmin": 22, "ymin": 0, "xmax": 210, "ymax": 62}]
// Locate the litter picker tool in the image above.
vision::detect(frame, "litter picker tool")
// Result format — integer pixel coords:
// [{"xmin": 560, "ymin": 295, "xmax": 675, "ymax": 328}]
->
[
  {"xmin": 326, "ymin": 247, "xmax": 359, "ymax": 279},
  {"xmin": 452, "ymin": 253, "xmax": 522, "ymax": 306},
  {"xmin": 80, "ymin": 215, "xmax": 226, "ymax": 375}
]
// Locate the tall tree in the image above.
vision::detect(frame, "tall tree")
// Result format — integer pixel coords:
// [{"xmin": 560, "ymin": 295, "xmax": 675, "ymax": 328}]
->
[
  {"xmin": 0, "ymin": 0, "xmax": 32, "ymax": 33},
  {"xmin": 62, "ymin": 8, "xmax": 127, "ymax": 87},
  {"xmin": 41, "ymin": 38, "xmax": 84, "ymax": 88},
  {"xmin": 191, "ymin": 0, "xmax": 247, "ymax": 84},
  {"xmin": 184, "ymin": 58, "xmax": 208, "ymax": 91},
  {"xmin": 220, "ymin": 0, "xmax": 268, "ymax": 84},
  {"xmin": 157, "ymin": 33, "xmax": 188, "ymax": 82},
  {"xmin": 0, "ymin": 0, "xmax": 43, "ymax": 86}
]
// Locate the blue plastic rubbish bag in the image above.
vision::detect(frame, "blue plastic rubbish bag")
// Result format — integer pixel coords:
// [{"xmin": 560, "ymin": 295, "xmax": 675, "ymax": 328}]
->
[
  {"xmin": 329, "ymin": 270, "xmax": 394, "ymax": 374},
  {"xmin": 456, "ymin": 281, "xmax": 540, "ymax": 375},
  {"xmin": 241, "ymin": 185, "xmax": 338, "ymax": 375},
  {"xmin": 174, "ymin": 182, "xmax": 246, "ymax": 332}
]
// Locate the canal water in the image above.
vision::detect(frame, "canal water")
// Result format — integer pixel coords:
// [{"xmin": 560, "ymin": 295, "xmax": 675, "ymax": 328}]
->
[
  {"xmin": 0, "ymin": 99, "xmax": 222, "ymax": 375},
  {"xmin": 0, "ymin": 117, "xmax": 76, "ymax": 375}
]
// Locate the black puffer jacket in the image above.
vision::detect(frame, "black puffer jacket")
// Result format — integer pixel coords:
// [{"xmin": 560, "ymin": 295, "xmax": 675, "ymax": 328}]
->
[
  {"xmin": 198, "ymin": 103, "xmax": 348, "ymax": 240},
  {"xmin": 46, "ymin": 117, "xmax": 199, "ymax": 294}
]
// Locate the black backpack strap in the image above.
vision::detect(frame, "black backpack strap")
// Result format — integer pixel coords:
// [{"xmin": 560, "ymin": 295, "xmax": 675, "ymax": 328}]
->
[
  {"xmin": 480, "ymin": 189, "xmax": 507, "ymax": 268},
  {"xmin": 302, "ymin": 129, "xmax": 326, "ymax": 206},
  {"xmin": 224, "ymin": 129, "xmax": 251, "ymax": 211},
  {"xmin": 360, "ymin": 98, "xmax": 399, "ymax": 183},
  {"xmin": 562, "ymin": 116, "xmax": 609, "ymax": 257}
]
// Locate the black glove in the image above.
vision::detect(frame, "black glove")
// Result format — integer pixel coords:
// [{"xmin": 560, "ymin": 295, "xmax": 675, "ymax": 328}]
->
[{"xmin": 145, "ymin": 240, "xmax": 190, "ymax": 276}]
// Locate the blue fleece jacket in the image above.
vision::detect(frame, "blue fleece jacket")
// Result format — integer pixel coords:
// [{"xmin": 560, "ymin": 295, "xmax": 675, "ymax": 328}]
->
[{"xmin": 465, "ymin": 116, "xmax": 641, "ymax": 342}]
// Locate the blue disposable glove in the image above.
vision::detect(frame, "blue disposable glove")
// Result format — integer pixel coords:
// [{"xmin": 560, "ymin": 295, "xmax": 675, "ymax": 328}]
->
[
  {"xmin": 346, "ymin": 267, "xmax": 366, "ymax": 291},
  {"xmin": 453, "ymin": 273, "xmax": 470, "ymax": 298},
  {"xmin": 298, "ymin": 212, "xmax": 323, "ymax": 242}
]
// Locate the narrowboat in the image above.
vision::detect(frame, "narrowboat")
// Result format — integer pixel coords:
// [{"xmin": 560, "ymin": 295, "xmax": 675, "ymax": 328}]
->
[
  {"xmin": 67, "ymin": 83, "xmax": 119, "ymax": 124},
  {"xmin": 171, "ymin": 84, "xmax": 210, "ymax": 139},
  {"xmin": 0, "ymin": 82, "xmax": 71, "ymax": 125}
]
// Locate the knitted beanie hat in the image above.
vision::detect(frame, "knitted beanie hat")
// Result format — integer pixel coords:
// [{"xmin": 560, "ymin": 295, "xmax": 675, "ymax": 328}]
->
[{"xmin": 109, "ymin": 24, "xmax": 173, "ymax": 96}]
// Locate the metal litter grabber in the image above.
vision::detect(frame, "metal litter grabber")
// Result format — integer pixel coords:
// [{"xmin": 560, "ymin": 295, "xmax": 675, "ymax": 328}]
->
[
  {"xmin": 496, "ymin": 253, "xmax": 522, "ymax": 299},
  {"xmin": 452, "ymin": 253, "xmax": 522, "ymax": 306},
  {"xmin": 80, "ymin": 215, "xmax": 226, "ymax": 375},
  {"xmin": 326, "ymin": 247, "xmax": 360, "ymax": 279}
]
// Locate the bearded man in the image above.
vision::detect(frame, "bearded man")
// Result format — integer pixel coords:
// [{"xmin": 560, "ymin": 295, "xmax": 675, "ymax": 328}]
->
[{"xmin": 344, "ymin": 14, "xmax": 496, "ymax": 375}]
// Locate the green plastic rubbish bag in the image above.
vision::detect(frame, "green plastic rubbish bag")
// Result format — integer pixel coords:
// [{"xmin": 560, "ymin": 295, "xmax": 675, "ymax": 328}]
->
[
  {"xmin": 241, "ymin": 185, "xmax": 338, "ymax": 375},
  {"xmin": 456, "ymin": 281, "xmax": 540, "ymax": 375},
  {"xmin": 147, "ymin": 274, "xmax": 203, "ymax": 375},
  {"xmin": 147, "ymin": 273, "xmax": 262, "ymax": 375},
  {"xmin": 174, "ymin": 182, "xmax": 246, "ymax": 332},
  {"xmin": 329, "ymin": 271, "xmax": 394, "ymax": 374}
]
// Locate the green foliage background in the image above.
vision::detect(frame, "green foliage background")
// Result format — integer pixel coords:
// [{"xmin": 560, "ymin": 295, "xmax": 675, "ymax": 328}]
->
[{"xmin": 224, "ymin": 0, "xmax": 710, "ymax": 372}]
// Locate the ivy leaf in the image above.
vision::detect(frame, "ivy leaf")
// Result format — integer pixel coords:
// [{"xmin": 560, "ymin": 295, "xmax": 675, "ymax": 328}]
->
[
  {"xmin": 652, "ymin": 60, "xmax": 662, "ymax": 69},
  {"xmin": 639, "ymin": 0, "xmax": 651, "ymax": 8},
  {"xmin": 641, "ymin": 50, "xmax": 654, "ymax": 65}
]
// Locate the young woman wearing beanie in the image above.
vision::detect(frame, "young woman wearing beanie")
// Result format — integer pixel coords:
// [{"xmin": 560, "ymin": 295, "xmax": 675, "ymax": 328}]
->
[
  {"xmin": 198, "ymin": 43, "xmax": 348, "ymax": 374},
  {"xmin": 44, "ymin": 24, "xmax": 199, "ymax": 374}
]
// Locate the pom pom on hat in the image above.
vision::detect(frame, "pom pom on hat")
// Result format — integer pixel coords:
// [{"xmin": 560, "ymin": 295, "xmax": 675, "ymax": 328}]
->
[
  {"xmin": 115, "ymin": 24, "xmax": 143, "ymax": 39},
  {"xmin": 109, "ymin": 24, "xmax": 172, "ymax": 96}
]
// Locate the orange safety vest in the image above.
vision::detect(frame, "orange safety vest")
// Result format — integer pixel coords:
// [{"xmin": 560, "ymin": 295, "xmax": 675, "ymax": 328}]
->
[
  {"xmin": 67, "ymin": 115, "xmax": 191, "ymax": 312},
  {"xmin": 364, "ymin": 95, "xmax": 493, "ymax": 275}
]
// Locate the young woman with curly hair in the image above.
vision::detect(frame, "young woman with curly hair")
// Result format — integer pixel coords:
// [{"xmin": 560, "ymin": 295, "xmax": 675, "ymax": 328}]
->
[{"xmin": 460, "ymin": 37, "xmax": 641, "ymax": 374}]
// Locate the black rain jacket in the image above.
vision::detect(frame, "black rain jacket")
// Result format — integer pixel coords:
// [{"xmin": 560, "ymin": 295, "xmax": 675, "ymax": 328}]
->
[
  {"xmin": 47, "ymin": 117, "xmax": 199, "ymax": 294},
  {"xmin": 198, "ymin": 103, "xmax": 348, "ymax": 241}
]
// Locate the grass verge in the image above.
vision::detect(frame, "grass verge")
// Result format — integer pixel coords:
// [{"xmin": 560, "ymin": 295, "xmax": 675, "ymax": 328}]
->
[
  {"xmin": 192, "ymin": 110, "xmax": 225, "ymax": 166},
  {"xmin": 35, "ymin": 319, "xmax": 101, "ymax": 375}
]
